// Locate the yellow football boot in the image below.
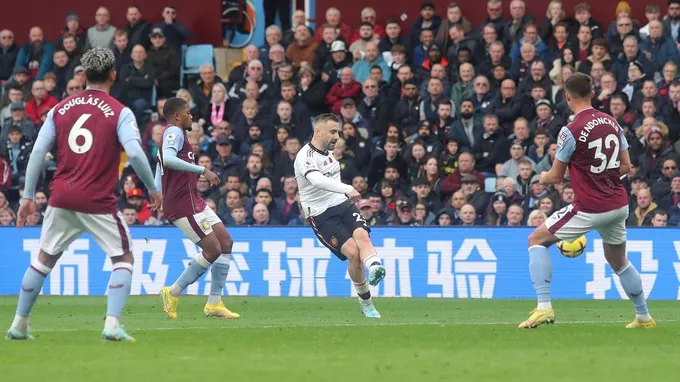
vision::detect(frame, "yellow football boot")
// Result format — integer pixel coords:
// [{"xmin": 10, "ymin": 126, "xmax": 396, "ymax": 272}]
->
[
  {"xmin": 518, "ymin": 308, "xmax": 555, "ymax": 328},
  {"xmin": 160, "ymin": 286, "xmax": 179, "ymax": 319},
  {"xmin": 626, "ymin": 319, "xmax": 656, "ymax": 328},
  {"xmin": 204, "ymin": 301, "xmax": 240, "ymax": 319}
]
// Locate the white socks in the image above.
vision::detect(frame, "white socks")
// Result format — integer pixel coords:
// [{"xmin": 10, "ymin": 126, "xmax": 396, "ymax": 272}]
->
[
  {"xmin": 105, "ymin": 315, "xmax": 119, "ymax": 330},
  {"xmin": 363, "ymin": 254, "xmax": 381, "ymax": 270},
  {"xmin": 11, "ymin": 314, "xmax": 28, "ymax": 331},
  {"xmin": 537, "ymin": 302, "xmax": 552, "ymax": 310}
]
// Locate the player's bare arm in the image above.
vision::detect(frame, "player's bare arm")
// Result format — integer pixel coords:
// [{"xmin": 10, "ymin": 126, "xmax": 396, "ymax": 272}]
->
[
  {"xmin": 17, "ymin": 109, "xmax": 57, "ymax": 228},
  {"xmin": 539, "ymin": 159, "xmax": 568, "ymax": 185},
  {"xmin": 618, "ymin": 149, "xmax": 631, "ymax": 176}
]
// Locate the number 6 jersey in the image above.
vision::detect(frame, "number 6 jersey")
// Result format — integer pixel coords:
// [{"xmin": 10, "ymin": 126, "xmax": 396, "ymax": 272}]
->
[
  {"xmin": 48, "ymin": 89, "xmax": 139, "ymax": 214},
  {"xmin": 555, "ymin": 107, "xmax": 629, "ymax": 213}
]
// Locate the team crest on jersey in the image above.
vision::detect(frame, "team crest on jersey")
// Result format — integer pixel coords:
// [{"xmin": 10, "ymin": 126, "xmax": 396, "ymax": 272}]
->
[
  {"xmin": 201, "ymin": 219, "xmax": 210, "ymax": 231},
  {"xmin": 558, "ymin": 130, "xmax": 567, "ymax": 148},
  {"xmin": 330, "ymin": 236, "xmax": 338, "ymax": 247}
]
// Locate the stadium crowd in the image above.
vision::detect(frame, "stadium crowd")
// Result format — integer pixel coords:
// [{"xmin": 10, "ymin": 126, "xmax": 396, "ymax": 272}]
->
[{"xmin": 0, "ymin": 0, "xmax": 679, "ymax": 228}]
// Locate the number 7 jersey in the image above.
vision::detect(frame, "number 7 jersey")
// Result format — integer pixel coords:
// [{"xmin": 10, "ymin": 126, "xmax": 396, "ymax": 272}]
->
[
  {"xmin": 48, "ymin": 89, "xmax": 139, "ymax": 214},
  {"xmin": 555, "ymin": 107, "xmax": 629, "ymax": 213}
]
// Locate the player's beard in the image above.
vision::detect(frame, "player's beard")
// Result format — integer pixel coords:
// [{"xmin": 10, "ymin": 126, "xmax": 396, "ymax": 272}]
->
[{"xmin": 327, "ymin": 139, "xmax": 337, "ymax": 150}]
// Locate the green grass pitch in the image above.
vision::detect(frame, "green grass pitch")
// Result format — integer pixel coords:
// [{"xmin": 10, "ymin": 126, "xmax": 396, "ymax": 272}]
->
[{"xmin": 0, "ymin": 296, "xmax": 679, "ymax": 381}]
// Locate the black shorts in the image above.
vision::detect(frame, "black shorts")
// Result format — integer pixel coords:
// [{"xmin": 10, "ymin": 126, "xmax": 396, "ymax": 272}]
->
[{"xmin": 308, "ymin": 200, "xmax": 371, "ymax": 261}]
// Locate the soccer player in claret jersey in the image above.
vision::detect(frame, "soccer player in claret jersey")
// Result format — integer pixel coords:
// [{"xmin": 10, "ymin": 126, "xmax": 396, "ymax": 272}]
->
[
  {"xmin": 6, "ymin": 48, "xmax": 162, "ymax": 341},
  {"xmin": 158, "ymin": 98, "xmax": 239, "ymax": 320},
  {"xmin": 294, "ymin": 114, "xmax": 386, "ymax": 318},
  {"xmin": 519, "ymin": 72, "xmax": 655, "ymax": 329}
]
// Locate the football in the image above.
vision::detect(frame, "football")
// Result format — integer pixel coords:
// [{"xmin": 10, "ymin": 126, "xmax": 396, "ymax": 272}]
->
[{"xmin": 556, "ymin": 235, "xmax": 587, "ymax": 258}]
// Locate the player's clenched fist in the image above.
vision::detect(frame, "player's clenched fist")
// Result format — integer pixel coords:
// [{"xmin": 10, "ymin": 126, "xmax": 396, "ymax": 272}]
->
[
  {"xmin": 203, "ymin": 169, "xmax": 220, "ymax": 187},
  {"xmin": 149, "ymin": 191, "xmax": 163, "ymax": 211},
  {"xmin": 345, "ymin": 188, "xmax": 361, "ymax": 202}
]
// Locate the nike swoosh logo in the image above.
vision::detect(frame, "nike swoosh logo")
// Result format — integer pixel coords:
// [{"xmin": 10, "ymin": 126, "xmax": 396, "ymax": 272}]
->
[
  {"xmin": 109, "ymin": 284, "xmax": 124, "ymax": 289},
  {"xmin": 21, "ymin": 286, "xmax": 34, "ymax": 292},
  {"xmin": 221, "ymin": 273, "xmax": 228, "ymax": 276}
]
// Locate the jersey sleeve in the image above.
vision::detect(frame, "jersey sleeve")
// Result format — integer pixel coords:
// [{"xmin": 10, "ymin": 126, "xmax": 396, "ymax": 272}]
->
[
  {"xmin": 116, "ymin": 107, "xmax": 142, "ymax": 145},
  {"xmin": 555, "ymin": 126, "xmax": 576, "ymax": 163},
  {"xmin": 162, "ymin": 126, "xmax": 184, "ymax": 153},
  {"xmin": 295, "ymin": 152, "xmax": 320, "ymax": 178},
  {"xmin": 618, "ymin": 125, "xmax": 629, "ymax": 151},
  {"xmin": 23, "ymin": 109, "xmax": 56, "ymax": 199}
]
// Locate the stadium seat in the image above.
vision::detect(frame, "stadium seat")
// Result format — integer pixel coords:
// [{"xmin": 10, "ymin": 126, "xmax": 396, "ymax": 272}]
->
[
  {"xmin": 484, "ymin": 177, "xmax": 497, "ymax": 193},
  {"xmin": 181, "ymin": 44, "xmax": 214, "ymax": 87}
]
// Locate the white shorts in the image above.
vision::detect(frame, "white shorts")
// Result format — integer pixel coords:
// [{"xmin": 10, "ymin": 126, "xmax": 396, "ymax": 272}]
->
[
  {"xmin": 173, "ymin": 205, "xmax": 222, "ymax": 243},
  {"xmin": 545, "ymin": 204, "xmax": 629, "ymax": 245},
  {"xmin": 40, "ymin": 206, "xmax": 133, "ymax": 257}
]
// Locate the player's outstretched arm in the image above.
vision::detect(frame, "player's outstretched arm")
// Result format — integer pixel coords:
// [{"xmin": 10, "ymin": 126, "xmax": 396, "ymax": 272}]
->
[
  {"xmin": 17, "ymin": 109, "xmax": 56, "ymax": 228},
  {"xmin": 160, "ymin": 126, "xmax": 205, "ymax": 175},
  {"xmin": 154, "ymin": 162, "xmax": 163, "ymax": 194},
  {"xmin": 117, "ymin": 108, "xmax": 162, "ymax": 210},
  {"xmin": 305, "ymin": 171, "xmax": 358, "ymax": 200}
]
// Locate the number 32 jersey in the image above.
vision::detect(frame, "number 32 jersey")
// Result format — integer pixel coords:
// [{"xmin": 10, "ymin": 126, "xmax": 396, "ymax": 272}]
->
[
  {"xmin": 556, "ymin": 107, "xmax": 629, "ymax": 213},
  {"xmin": 46, "ymin": 89, "xmax": 140, "ymax": 214}
]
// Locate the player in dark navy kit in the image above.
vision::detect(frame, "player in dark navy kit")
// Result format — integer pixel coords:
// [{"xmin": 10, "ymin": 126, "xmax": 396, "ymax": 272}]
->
[
  {"xmin": 519, "ymin": 72, "xmax": 655, "ymax": 329},
  {"xmin": 158, "ymin": 98, "xmax": 239, "ymax": 320},
  {"xmin": 6, "ymin": 48, "xmax": 161, "ymax": 341}
]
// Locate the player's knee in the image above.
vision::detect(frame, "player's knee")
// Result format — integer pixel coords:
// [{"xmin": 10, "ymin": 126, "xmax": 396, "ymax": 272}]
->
[
  {"xmin": 528, "ymin": 230, "xmax": 544, "ymax": 247},
  {"xmin": 341, "ymin": 240, "xmax": 360, "ymax": 262},
  {"xmin": 220, "ymin": 236, "xmax": 233, "ymax": 254},
  {"xmin": 353, "ymin": 228, "xmax": 369, "ymax": 243}
]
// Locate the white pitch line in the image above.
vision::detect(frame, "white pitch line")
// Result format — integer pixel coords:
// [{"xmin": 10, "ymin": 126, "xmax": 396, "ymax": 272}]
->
[{"xmin": 29, "ymin": 319, "xmax": 680, "ymax": 333}]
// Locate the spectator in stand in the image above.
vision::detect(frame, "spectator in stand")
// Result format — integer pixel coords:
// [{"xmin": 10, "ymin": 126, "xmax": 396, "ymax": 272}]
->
[
  {"xmin": 352, "ymin": 42, "xmax": 390, "ymax": 84},
  {"xmin": 500, "ymin": 139, "xmax": 535, "ymax": 179},
  {"xmin": 325, "ymin": 67, "xmax": 361, "ymax": 114},
  {"xmin": 380, "ymin": 19, "xmax": 407, "ymax": 63},
  {"xmin": 489, "ymin": 79, "xmax": 523, "ymax": 133},
  {"xmin": 64, "ymin": 79, "xmax": 84, "ymax": 98},
  {"xmin": 190, "ymin": 63, "xmax": 223, "ymax": 113},
  {"xmin": 605, "ymin": 2, "xmax": 640, "ymax": 39},
  {"xmin": 212, "ymin": 137, "xmax": 242, "ymax": 184},
  {"xmin": 540, "ymin": 0, "xmax": 569, "ymax": 42},
  {"xmin": 0, "ymin": 85, "xmax": 22, "ymax": 123},
  {"xmin": 51, "ymin": 50, "xmax": 70, "ymax": 97},
  {"xmin": 25, "ymin": 80, "xmax": 58, "ymax": 126},
  {"xmin": 13, "ymin": 27, "xmax": 54, "ymax": 81},
  {"xmin": 626, "ymin": 188, "xmax": 657, "ymax": 227},
  {"xmin": 650, "ymin": 159, "xmax": 678, "ymax": 201},
  {"xmin": 611, "ymin": 36, "xmax": 655, "ymax": 87},
  {"xmin": 282, "ymin": 10, "xmax": 306, "ymax": 46},
  {"xmin": 479, "ymin": 0, "xmax": 508, "ymax": 44},
  {"xmin": 153, "ymin": 5, "xmax": 190, "ymax": 50},
  {"xmin": 650, "ymin": 210, "xmax": 669, "ymax": 227},
  {"xmin": 638, "ymin": 127, "xmax": 678, "ymax": 182},
  {"xmin": 125, "ymin": 5, "xmax": 152, "ymax": 50},
  {"xmin": 55, "ymin": 13, "xmax": 86, "ymax": 51},
  {"xmin": 509, "ymin": 42, "xmax": 536, "ymax": 82},
  {"xmin": 86, "ymin": 7, "xmax": 116, "ymax": 49},
  {"xmin": 0, "ymin": 30, "xmax": 18, "ymax": 85},
  {"xmin": 607, "ymin": 14, "xmax": 637, "ymax": 59},
  {"xmin": 504, "ymin": 1, "xmax": 536, "ymax": 47},
  {"xmin": 441, "ymin": 151, "xmax": 484, "ymax": 198},
  {"xmin": 126, "ymin": 188, "xmax": 152, "ymax": 224},
  {"xmin": 315, "ymin": 7, "xmax": 351, "ymax": 43},
  {"xmin": 297, "ymin": 65, "xmax": 328, "ymax": 117},
  {"xmin": 147, "ymin": 28, "xmax": 180, "ymax": 98},
  {"xmin": 570, "ymin": 3, "xmax": 603, "ymax": 40},
  {"xmin": 62, "ymin": 33, "xmax": 83, "ymax": 71},
  {"xmin": 478, "ymin": 41, "xmax": 511, "ymax": 79},
  {"xmin": 349, "ymin": 7, "xmax": 385, "ymax": 45},
  {"xmin": 228, "ymin": 45, "xmax": 259, "ymax": 87},
  {"xmin": 1, "ymin": 103, "xmax": 34, "ymax": 142},
  {"xmin": 408, "ymin": 2, "xmax": 442, "ymax": 61},
  {"xmin": 321, "ymin": 40, "xmax": 351, "ymax": 86},
  {"xmin": 436, "ymin": 3, "xmax": 473, "ymax": 49},
  {"xmin": 198, "ymin": 82, "xmax": 228, "ymax": 134},
  {"xmin": 640, "ymin": 20, "xmax": 680, "ymax": 75},
  {"xmin": 286, "ymin": 25, "xmax": 319, "ymax": 68},
  {"xmin": 639, "ymin": 4, "xmax": 660, "ymax": 40},
  {"xmin": 574, "ymin": 25, "xmax": 593, "ymax": 64},
  {"xmin": 119, "ymin": 45, "xmax": 154, "ymax": 122},
  {"xmin": 121, "ymin": 204, "xmax": 140, "ymax": 225},
  {"xmin": 459, "ymin": 174, "xmax": 490, "ymax": 218},
  {"xmin": 1, "ymin": 125, "xmax": 32, "ymax": 185},
  {"xmin": 260, "ymin": 26, "xmax": 283, "ymax": 69},
  {"xmin": 349, "ymin": 23, "xmax": 380, "ymax": 62}
]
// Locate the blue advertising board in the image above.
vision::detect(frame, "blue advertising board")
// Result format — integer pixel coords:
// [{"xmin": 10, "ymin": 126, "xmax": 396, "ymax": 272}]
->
[{"xmin": 0, "ymin": 227, "xmax": 678, "ymax": 300}]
